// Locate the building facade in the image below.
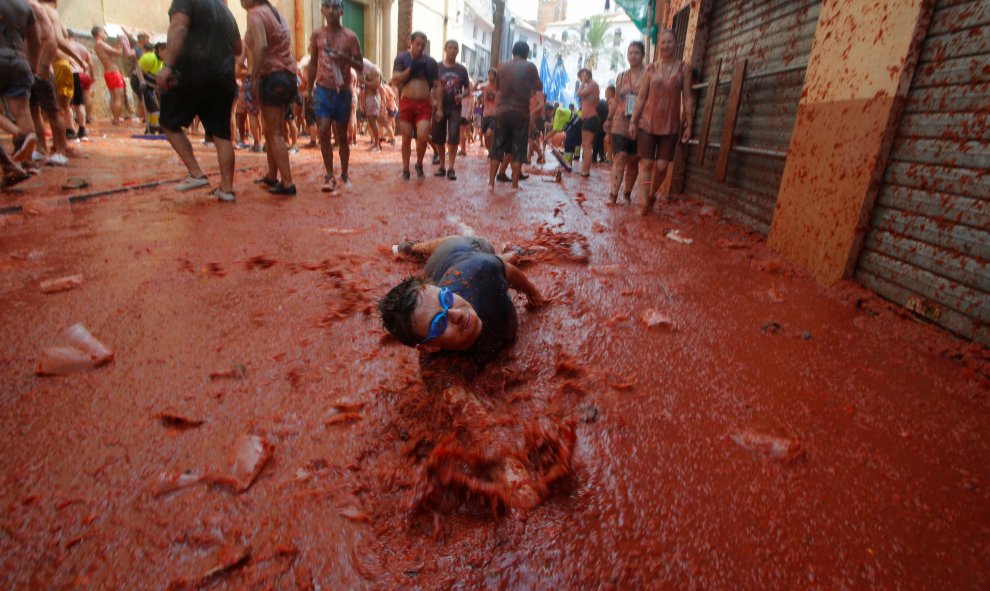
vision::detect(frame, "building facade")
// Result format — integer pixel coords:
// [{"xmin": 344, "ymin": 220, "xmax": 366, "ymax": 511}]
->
[{"xmin": 660, "ymin": 0, "xmax": 988, "ymax": 344}]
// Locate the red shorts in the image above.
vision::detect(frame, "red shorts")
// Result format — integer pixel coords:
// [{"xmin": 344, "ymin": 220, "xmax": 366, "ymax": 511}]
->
[
  {"xmin": 79, "ymin": 72, "xmax": 93, "ymax": 91},
  {"xmin": 104, "ymin": 71, "xmax": 125, "ymax": 91},
  {"xmin": 398, "ymin": 96, "xmax": 432, "ymax": 125}
]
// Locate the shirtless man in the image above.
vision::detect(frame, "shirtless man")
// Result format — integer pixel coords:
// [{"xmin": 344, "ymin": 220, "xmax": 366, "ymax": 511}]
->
[
  {"xmin": 477, "ymin": 69, "xmax": 497, "ymax": 150},
  {"xmin": 575, "ymin": 68, "xmax": 600, "ymax": 178},
  {"xmin": 68, "ymin": 37, "xmax": 93, "ymax": 138},
  {"xmin": 488, "ymin": 41, "xmax": 541, "ymax": 189},
  {"xmin": 380, "ymin": 81, "xmax": 397, "ymax": 144},
  {"xmin": 92, "ymin": 26, "xmax": 127, "ymax": 125},
  {"xmin": 361, "ymin": 58, "xmax": 383, "ymax": 151},
  {"xmin": 390, "ymin": 31, "xmax": 440, "ymax": 180},
  {"xmin": 29, "ymin": 0, "xmax": 78, "ymax": 165},
  {"xmin": 306, "ymin": 0, "xmax": 363, "ymax": 190}
]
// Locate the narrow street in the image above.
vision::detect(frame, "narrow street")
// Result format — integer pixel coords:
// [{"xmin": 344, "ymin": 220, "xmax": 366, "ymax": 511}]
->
[{"xmin": 1, "ymin": 129, "xmax": 987, "ymax": 589}]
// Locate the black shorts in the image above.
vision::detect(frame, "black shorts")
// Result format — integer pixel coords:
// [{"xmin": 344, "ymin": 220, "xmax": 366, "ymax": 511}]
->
[
  {"xmin": 611, "ymin": 133, "xmax": 637, "ymax": 155},
  {"xmin": 71, "ymin": 73, "xmax": 84, "ymax": 106},
  {"xmin": 0, "ymin": 49, "xmax": 33, "ymax": 98},
  {"xmin": 481, "ymin": 115, "xmax": 496, "ymax": 134},
  {"xmin": 432, "ymin": 107, "xmax": 461, "ymax": 145},
  {"xmin": 161, "ymin": 77, "xmax": 236, "ymax": 141},
  {"xmin": 259, "ymin": 70, "xmax": 297, "ymax": 109},
  {"xmin": 637, "ymin": 132, "xmax": 678, "ymax": 161},
  {"xmin": 141, "ymin": 84, "xmax": 160, "ymax": 113},
  {"xmin": 29, "ymin": 75, "xmax": 58, "ymax": 115},
  {"xmin": 582, "ymin": 116, "xmax": 602, "ymax": 135},
  {"xmin": 489, "ymin": 110, "xmax": 528, "ymax": 163}
]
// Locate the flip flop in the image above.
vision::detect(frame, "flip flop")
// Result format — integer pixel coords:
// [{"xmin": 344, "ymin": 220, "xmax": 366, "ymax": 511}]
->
[
  {"xmin": 2, "ymin": 171, "xmax": 31, "ymax": 190},
  {"xmin": 61, "ymin": 177, "xmax": 90, "ymax": 190}
]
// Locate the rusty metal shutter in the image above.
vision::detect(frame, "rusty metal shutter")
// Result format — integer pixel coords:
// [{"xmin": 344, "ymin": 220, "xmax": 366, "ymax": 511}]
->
[
  {"xmin": 854, "ymin": 0, "xmax": 990, "ymax": 344},
  {"xmin": 684, "ymin": 0, "xmax": 822, "ymax": 234}
]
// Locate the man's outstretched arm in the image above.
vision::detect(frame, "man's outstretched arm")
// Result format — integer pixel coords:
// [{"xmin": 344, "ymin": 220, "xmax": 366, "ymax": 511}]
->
[{"xmin": 500, "ymin": 260, "xmax": 543, "ymax": 307}]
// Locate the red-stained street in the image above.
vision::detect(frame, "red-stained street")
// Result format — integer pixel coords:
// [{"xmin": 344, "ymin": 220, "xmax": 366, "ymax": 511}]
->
[{"xmin": 1, "ymin": 126, "xmax": 987, "ymax": 589}]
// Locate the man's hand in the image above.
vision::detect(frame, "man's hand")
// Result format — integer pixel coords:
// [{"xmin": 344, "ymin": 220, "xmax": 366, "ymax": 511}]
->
[
  {"xmin": 525, "ymin": 294, "xmax": 546, "ymax": 311},
  {"xmin": 681, "ymin": 125, "xmax": 692, "ymax": 143},
  {"xmin": 156, "ymin": 65, "xmax": 174, "ymax": 90}
]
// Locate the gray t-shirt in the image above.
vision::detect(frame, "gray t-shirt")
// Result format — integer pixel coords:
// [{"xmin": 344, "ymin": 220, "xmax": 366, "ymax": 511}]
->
[{"xmin": 168, "ymin": 0, "xmax": 240, "ymax": 85}]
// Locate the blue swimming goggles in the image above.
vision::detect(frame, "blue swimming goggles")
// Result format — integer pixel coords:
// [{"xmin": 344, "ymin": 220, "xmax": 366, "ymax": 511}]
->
[{"xmin": 420, "ymin": 287, "xmax": 454, "ymax": 344}]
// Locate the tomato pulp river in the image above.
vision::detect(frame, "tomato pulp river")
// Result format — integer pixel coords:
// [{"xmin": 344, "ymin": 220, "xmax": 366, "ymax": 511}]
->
[{"xmin": 0, "ymin": 131, "xmax": 987, "ymax": 589}]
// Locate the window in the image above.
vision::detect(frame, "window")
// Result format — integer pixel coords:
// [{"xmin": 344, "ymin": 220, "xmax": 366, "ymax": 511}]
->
[{"xmin": 672, "ymin": 5, "xmax": 690, "ymax": 61}]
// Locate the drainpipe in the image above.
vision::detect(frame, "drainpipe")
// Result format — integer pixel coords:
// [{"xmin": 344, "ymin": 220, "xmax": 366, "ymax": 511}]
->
[{"xmin": 294, "ymin": 0, "xmax": 306, "ymax": 60}]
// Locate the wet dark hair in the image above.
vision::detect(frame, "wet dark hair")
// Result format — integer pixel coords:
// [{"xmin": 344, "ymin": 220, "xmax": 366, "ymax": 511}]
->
[
  {"xmin": 628, "ymin": 41, "xmax": 646, "ymax": 54},
  {"xmin": 512, "ymin": 40, "xmax": 529, "ymax": 58},
  {"xmin": 378, "ymin": 275, "xmax": 430, "ymax": 347},
  {"xmin": 578, "ymin": 68, "xmax": 591, "ymax": 79},
  {"xmin": 154, "ymin": 42, "xmax": 167, "ymax": 53},
  {"xmin": 411, "ymin": 31, "xmax": 427, "ymax": 43},
  {"xmin": 91, "ymin": 26, "xmax": 103, "ymax": 38}
]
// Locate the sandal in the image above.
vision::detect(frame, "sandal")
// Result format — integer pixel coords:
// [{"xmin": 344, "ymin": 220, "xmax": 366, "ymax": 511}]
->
[
  {"xmin": 447, "ymin": 169, "xmax": 457, "ymax": 180},
  {"xmin": 269, "ymin": 183, "xmax": 297, "ymax": 196}
]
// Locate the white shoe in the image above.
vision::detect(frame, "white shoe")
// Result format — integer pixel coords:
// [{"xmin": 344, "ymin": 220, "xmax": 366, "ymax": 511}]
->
[
  {"xmin": 31, "ymin": 150, "xmax": 46, "ymax": 162},
  {"xmin": 46, "ymin": 153, "xmax": 68, "ymax": 166},
  {"xmin": 212, "ymin": 188, "xmax": 236, "ymax": 203},
  {"xmin": 174, "ymin": 175, "xmax": 210, "ymax": 192}
]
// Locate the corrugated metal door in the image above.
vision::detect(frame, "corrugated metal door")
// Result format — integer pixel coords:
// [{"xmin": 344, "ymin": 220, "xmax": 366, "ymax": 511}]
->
[
  {"xmin": 855, "ymin": 0, "xmax": 989, "ymax": 344},
  {"xmin": 684, "ymin": 0, "xmax": 822, "ymax": 234}
]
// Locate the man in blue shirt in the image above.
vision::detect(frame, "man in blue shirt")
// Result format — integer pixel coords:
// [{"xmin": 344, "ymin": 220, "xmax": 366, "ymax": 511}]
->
[{"xmin": 379, "ymin": 236, "xmax": 543, "ymax": 363}]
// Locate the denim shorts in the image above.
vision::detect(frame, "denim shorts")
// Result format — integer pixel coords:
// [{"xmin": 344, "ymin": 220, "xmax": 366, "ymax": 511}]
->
[{"xmin": 313, "ymin": 85, "xmax": 352, "ymax": 125}]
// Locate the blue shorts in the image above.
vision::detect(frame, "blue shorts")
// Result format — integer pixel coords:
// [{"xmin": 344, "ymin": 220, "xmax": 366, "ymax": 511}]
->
[{"xmin": 314, "ymin": 85, "xmax": 352, "ymax": 125}]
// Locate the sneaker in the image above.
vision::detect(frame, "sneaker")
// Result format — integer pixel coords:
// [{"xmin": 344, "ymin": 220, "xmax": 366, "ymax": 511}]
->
[
  {"xmin": 254, "ymin": 176, "xmax": 279, "ymax": 187},
  {"xmin": 401, "ymin": 170, "xmax": 410, "ymax": 180},
  {"xmin": 340, "ymin": 175, "xmax": 352, "ymax": 188},
  {"xmin": 434, "ymin": 167, "xmax": 446, "ymax": 177},
  {"xmin": 415, "ymin": 164, "xmax": 425, "ymax": 178},
  {"xmin": 236, "ymin": 142, "xmax": 249, "ymax": 150},
  {"xmin": 213, "ymin": 188, "xmax": 236, "ymax": 203},
  {"xmin": 12, "ymin": 133, "xmax": 37, "ymax": 163},
  {"xmin": 174, "ymin": 175, "xmax": 210, "ymax": 192},
  {"xmin": 251, "ymin": 144, "xmax": 263, "ymax": 153},
  {"xmin": 288, "ymin": 146, "xmax": 299, "ymax": 155},
  {"xmin": 431, "ymin": 154, "xmax": 440, "ymax": 165},
  {"xmin": 66, "ymin": 129, "xmax": 77, "ymax": 140},
  {"xmin": 31, "ymin": 150, "xmax": 45, "ymax": 162},
  {"xmin": 46, "ymin": 153, "xmax": 68, "ymax": 166}
]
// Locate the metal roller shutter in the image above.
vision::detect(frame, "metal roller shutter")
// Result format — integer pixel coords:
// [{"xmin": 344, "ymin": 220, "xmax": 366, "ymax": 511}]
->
[
  {"xmin": 855, "ymin": 0, "xmax": 990, "ymax": 344},
  {"xmin": 684, "ymin": 0, "xmax": 822, "ymax": 234}
]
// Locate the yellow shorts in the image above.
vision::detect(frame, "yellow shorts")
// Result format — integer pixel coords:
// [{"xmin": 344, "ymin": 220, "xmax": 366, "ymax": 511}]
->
[{"xmin": 52, "ymin": 59, "xmax": 74, "ymax": 100}]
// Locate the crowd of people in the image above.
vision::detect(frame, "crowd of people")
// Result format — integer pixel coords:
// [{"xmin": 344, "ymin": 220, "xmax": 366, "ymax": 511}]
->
[{"xmin": 1, "ymin": 0, "xmax": 692, "ymax": 215}]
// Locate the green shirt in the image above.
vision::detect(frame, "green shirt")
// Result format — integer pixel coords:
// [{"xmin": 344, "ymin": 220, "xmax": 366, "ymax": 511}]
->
[
  {"xmin": 138, "ymin": 52, "xmax": 164, "ymax": 76},
  {"xmin": 552, "ymin": 107, "xmax": 572, "ymax": 132}
]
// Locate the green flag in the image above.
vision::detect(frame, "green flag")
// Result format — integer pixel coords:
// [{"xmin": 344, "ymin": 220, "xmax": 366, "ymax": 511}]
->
[{"xmin": 614, "ymin": 0, "xmax": 658, "ymax": 39}]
